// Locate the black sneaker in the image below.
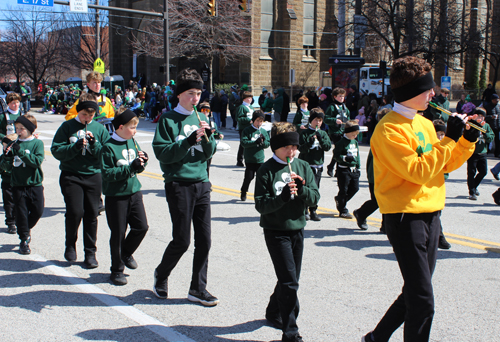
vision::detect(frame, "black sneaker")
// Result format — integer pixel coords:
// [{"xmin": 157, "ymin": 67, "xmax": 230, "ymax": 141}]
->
[
  {"xmin": 110, "ymin": 272, "xmax": 127, "ymax": 285},
  {"xmin": 122, "ymin": 255, "xmax": 138, "ymax": 269},
  {"xmin": 153, "ymin": 270, "xmax": 168, "ymax": 299},
  {"xmin": 19, "ymin": 239, "xmax": 31, "ymax": 255},
  {"xmin": 7, "ymin": 225, "xmax": 16, "ymax": 234},
  {"xmin": 188, "ymin": 289, "xmax": 219, "ymax": 306},
  {"xmin": 468, "ymin": 193, "xmax": 477, "ymax": 201},
  {"xmin": 84, "ymin": 254, "xmax": 99, "ymax": 269},
  {"xmin": 362, "ymin": 331, "xmax": 375, "ymax": 342},
  {"xmin": 282, "ymin": 333, "xmax": 304, "ymax": 342},
  {"xmin": 241, "ymin": 192, "xmax": 247, "ymax": 201},
  {"xmin": 309, "ymin": 210, "xmax": 321, "ymax": 221},
  {"xmin": 265, "ymin": 313, "xmax": 283, "ymax": 329},
  {"xmin": 64, "ymin": 246, "xmax": 77, "ymax": 262},
  {"xmin": 339, "ymin": 212, "xmax": 353, "ymax": 219},
  {"xmin": 474, "ymin": 188, "xmax": 480, "ymax": 196},
  {"xmin": 353, "ymin": 210, "xmax": 368, "ymax": 230},
  {"xmin": 327, "ymin": 166, "xmax": 334, "ymax": 177},
  {"xmin": 438, "ymin": 235, "xmax": 451, "ymax": 250},
  {"xmin": 236, "ymin": 162, "xmax": 244, "ymax": 167}
]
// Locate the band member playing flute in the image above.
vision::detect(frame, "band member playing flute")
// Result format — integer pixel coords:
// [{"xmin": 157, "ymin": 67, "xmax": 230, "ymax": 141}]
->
[{"xmin": 152, "ymin": 68, "xmax": 219, "ymax": 306}]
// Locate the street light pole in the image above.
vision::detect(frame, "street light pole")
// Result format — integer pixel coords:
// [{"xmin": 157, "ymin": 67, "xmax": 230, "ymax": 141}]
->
[
  {"xmin": 164, "ymin": 0, "xmax": 169, "ymax": 85},
  {"xmin": 96, "ymin": 0, "xmax": 100, "ymax": 59}
]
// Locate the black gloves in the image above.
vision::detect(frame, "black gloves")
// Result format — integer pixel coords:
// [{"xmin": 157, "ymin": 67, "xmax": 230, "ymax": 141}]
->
[
  {"xmin": 187, "ymin": 130, "xmax": 198, "ymax": 146},
  {"xmin": 344, "ymin": 154, "xmax": 355, "ymax": 163},
  {"xmin": 204, "ymin": 128, "xmax": 212, "ymax": 139},
  {"xmin": 75, "ymin": 139, "xmax": 85, "ymax": 150},
  {"xmin": 294, "ymin": 177, "xmax": 304, "ymax": 196},
  {"xmin": 315, "ymin": 131, "xmax": 322, "ymax": 140},
  {"xmin": 141, "ymin": 151, "xmax": 149, "ymax": 162},
  {"xmin": 255, "ymin": 136, "xmax": 263, "ymax": 145},
  {"xmin": 280, "ymin": 184, "xmax": 292, "ymax": 202},
  {"xmin": 130, "ymin": 158, "xmax": 143, "ymax": 171},
  {"xmin": 11, "ymin": 143, "xmax": 20, "ymax": 153},
  {"xmin": 463, "ymin": 119, "xmax": 481, "ymax": 142},
  {"xmin": 445, "ymin": 116, "xmax": 464, "ymax": 142},
  {"xmin": 86, "ymin": 134, "xmax": 96, "ymax": 146}
]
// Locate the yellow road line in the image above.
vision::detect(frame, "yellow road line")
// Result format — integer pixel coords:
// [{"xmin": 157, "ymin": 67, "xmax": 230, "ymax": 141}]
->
[{"xmin": 48, "ymin": 166, "xmax": 500, "ymax": 254}]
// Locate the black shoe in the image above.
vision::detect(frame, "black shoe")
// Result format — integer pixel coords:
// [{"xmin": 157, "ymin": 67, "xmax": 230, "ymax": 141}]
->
[
  {"xmin": 265, "ymin": 313, "xmax": 283, "ymax": 329},
  {"xmin": 282, "ymin": 333, "xmax": 304, "ymax": 342},
  {"xmin": 110, "ymin": 272, "xmax": 127, "ymax": 285},
  {"xmin": 309, "ymin": 210, "xmax": 321, "ymax": 221},
  {"xmin": 19, "ymin": 239, "xmax": 31, "ymax": 255},
  {"xmin": 236, "ymin": 162, "xmax": 244, "ymax": 167},
  {"xmin": 438, "ymin": 235, "xmax": 451, "ymax": 250},
  {"xmin": 353, "ymin": 209, "xmax": 368, "ymax": 230},
  {"xmin": 362, "ymin": 331, "xmax": 375, "ymax": 342},
  {"xmin": 188, "ymin": 289, "xmax": 219, "ymax": 306},
  {"xmin": 305, "ymin": 213, "xmax": 310, "ymax": 221},
  {"xmin": 339, "ymin": 212, "xmax": 353, "ymax": 219},
  {"xmin": 122, "ymin": 255, "xmax": 138, "ymax": 269},
  {"xmin": 474, "ymin": 188, "xmax": 480, "ymax": 196},
  {"xmin": 153, "ymin": 270, "xmax": 168, "ymax": 299},
  {"xmin": 240, "ymin": 192, "xmax": 247, "ymax": 201},
  {"xmin": 327, "ymin": 166, "xmax": 334, "ymax": 177},
  {"xmin": 468, "ymin": 193, "xmax": 477, "ymax": 201},
  {"xmin": 84, "ymin": 254, "xmax": 99, "ymax": 269},
  {"xmin": 7, "ymin": 225, "xmax": 16, "ymax": 234},
  {"xmin": 64, "ymin": 246, "xmax": 77, "ymax": 262}
]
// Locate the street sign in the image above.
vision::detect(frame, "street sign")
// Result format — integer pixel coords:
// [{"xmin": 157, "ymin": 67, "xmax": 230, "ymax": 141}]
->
[
  {"xmin": 329, "ymin": 56, "xmax": 365, "ymax": 67},
  {"xmin": 70, "ymin": 0, "xmax": 88, "ymax": 13},
  {"xmin": 17, "ymin": 0, "xmax": 53, "ymax": 7},
  {"xmin": 93, "ymin": 58, "xmax": 105, "ymax": 74},
  {"xmin": 441, "ymin": 76, "xmax": 451, "ymax": 90}
]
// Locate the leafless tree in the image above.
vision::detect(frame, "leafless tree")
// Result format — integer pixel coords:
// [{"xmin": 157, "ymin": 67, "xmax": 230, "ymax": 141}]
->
[
  {"xmin": 0, "ymin": 8, "xmax": 67, "ymax": 89},
  {"xmin": 130, "ymin": 0, "xmax": 250, "ymax": 85}
]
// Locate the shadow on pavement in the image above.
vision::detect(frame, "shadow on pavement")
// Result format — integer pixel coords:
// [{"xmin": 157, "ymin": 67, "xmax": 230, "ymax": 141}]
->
[{"xmin": 41, "ymin": 206, "xmax": 66, "ymax": 218}]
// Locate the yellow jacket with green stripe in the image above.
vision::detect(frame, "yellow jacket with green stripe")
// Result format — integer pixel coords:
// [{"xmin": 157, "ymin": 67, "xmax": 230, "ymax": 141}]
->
[
  {"xmin": 371, "ymin": 111, "xmax": 474, "ymax": 214},
  {"xmin": 65, "ymin": 95, "xmax": 115, "ymax": 121}
]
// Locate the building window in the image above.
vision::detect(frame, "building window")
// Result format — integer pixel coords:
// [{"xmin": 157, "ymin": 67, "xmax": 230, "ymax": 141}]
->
[
  {"xmin": 303, "ymin": 0, "xmax": 315, "ymax": 59},
  {"xmin": 261, "ymin": 0, "xmax": 274, "ymax": 58}
]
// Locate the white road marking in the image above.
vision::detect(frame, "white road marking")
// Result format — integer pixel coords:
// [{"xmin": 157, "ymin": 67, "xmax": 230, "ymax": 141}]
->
[{"xmin": 30, "ymin": 254, "xmax": 196, "ymax": 342}]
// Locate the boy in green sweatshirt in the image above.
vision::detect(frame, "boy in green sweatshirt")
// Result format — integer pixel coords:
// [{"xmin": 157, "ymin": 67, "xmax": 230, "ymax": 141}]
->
[
  {"xmin": 298, "ymin": 108, "xmax": 331, "ymax": 221},
  {"xmin": 1, "ymin": 115, "xmax": 44, "ymax": 254},
  {"xmin": 254, "ymin": 122, "xmax": 320, "ymax": 342},
  {"xmin": 240, "ymin": 110, "xmax": 270, "ymax": 201},
  {"xmin": 467, "ymin": 108, "xmax": 495, "ymax": 200},
  {"xmin": 236, "ymin": 91, "xmax": 254, "ymax": 167},
  {"xmin": 333, "ymin": 120, "xmax": 360, "ymax": 219},
  {"xmin": 51, "ymin": 93, "xmax": 110, "ymax": 268},
  {"xmin": 101, "ymin": 108, "xmax": 149, "ymax": 286},
  {"xmin": 152, "ymin": 68, "xmax": 218, "ymax": 306},
  {"xmin": 325, "ymin": 87, "xmax": 350, "ymax": 177},
  {"xmin": 0, "ymin": 92, "xmax": 22, "ymax": 234}
]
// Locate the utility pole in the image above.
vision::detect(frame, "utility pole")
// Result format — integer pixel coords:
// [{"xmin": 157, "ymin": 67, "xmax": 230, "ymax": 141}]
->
[
  {"xmin": 338, "ymin": 0, "xmax": 345, "ymax": 55},
  {"xmin": 353, "ymin": 0, "xmax": 361, "ymax": 56},
  {"xmin": 164, "ymin": 0, "xmax": 169, "ymax": 85},
  {"xmin": 96, "ymin": 0, "xmax": 100, "ymax": 59}
]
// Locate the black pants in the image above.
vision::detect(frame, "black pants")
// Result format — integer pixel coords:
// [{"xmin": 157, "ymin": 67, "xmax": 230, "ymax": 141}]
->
[
  {"xmin": 467, "ymin": 154, "xmax": 487, "ymax": 193},
  {"xmin": 106, "ymin": 192, "xmax": 149, "ymax": 273},
  {"xmin": 230, "ymin": 109, "xmax": 237, "ymax": 128},
  {"xmin": 237, "ymin": 130, "xmax": 244, "ymax": 165},
  {"xmin": 13, "ymin": 186, "xmax": 44, "ymax": 241},
  {"xmin": 265, "ymin": 228, "xmax": 304, "ymax": 340},
  {"xmin": 2, "ymin": 180, "xmax": 15, "ymax": 226},
  {"xmin": 327, "ymin": 134, "xmax": 342, "ymax": 169},
  {"xmin": 335, "ymin": 168, "xmax": 360, "ymax": 214},
  {"xmin": 241, "ymin": 163, "xmax": 262, "ymax": 194},
  {"xmin": 60, "ymin": 171, "xmax": 101, "ymax": 255},
  {"xmin": 221, "ymin": 110, "xmax": 227, "ymax": 128},
  {"xmin": 356, "ymin": 182, "xmax": 379, "ymax": 221},
  {"xmin": 372, "ymin": 212, "xmax": 440, "ymax": 342},
  {"xmin": 309, "ymin": 166, "xmax": 323, "ymax": 211},
  {"xmin": 156, "ymin": 181, "xmax": 212, "ymax": 292},
  {"xmin": 280, "ymin": 111, "xmax": 289, "ymax": 122},
  {"xmin": 206, "ymin": 158, "xmax": 212, "ymax": 178}
]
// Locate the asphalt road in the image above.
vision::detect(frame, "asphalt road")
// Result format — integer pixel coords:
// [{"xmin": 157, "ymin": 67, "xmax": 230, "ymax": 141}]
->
[{"xmin": 0, "ymin": 111, "xmax": 499, "ymax": 342}]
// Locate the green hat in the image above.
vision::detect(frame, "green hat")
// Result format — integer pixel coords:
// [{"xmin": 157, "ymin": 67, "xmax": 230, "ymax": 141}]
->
[
  {"xmin": 100, "ymin": 89, "xmax": 107, "ymax": 95},
  {"xmin": 241, "ymin": 84, "xmax": 248, "ymax": 91}
]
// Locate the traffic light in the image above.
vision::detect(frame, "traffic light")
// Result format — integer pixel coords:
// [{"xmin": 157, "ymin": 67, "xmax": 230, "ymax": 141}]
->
[
  {"xmin": 207, "ymin": 0, "xmax": 216, "ymax": 16},
  {"xmin": 238, "ymin": 0, "xmax": 247, "ymax": 12}
]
